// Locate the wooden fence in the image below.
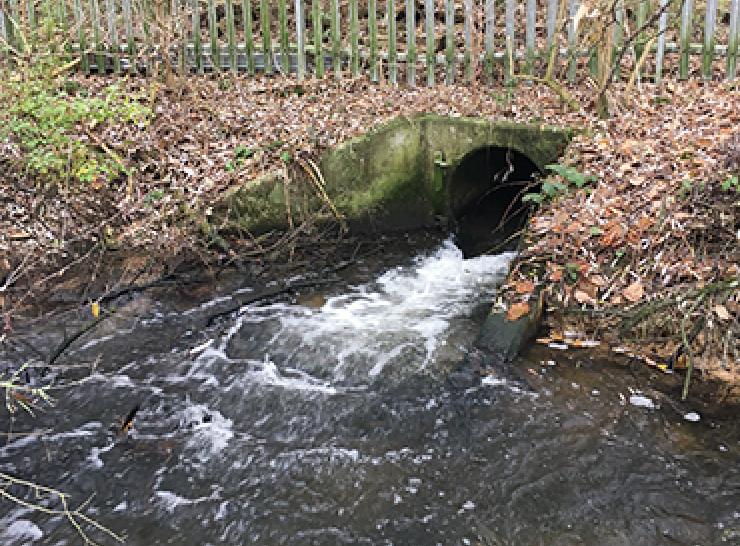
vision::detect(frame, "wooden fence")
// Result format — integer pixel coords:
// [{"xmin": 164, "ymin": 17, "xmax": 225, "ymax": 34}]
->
[{"xmin": 0, "ymin": 0, "xmax": 738, "ymax": 83}]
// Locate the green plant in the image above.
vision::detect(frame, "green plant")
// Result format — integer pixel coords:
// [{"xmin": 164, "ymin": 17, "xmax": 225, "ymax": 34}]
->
[
  {"xmin": 720, "ymin": 175, "xmax": 739, "ymax": 192},
  {"xmin": 491, "ymin": 89, "xmax": 514, "ymax": 106},
  {"xmin": 144, "ymin": 188, "xmax": 165, "ymax": 204},
  {"xmin": 225, "ymin": 145, "xmax": 256, "ymax": 172},
  {"xmin": 523, "ymin": 164, "xmax": 597, "ymax": 204},
  {"xmin": 546, "ymin": 163, "xmax": 598, "ymax": 188},
  {"xmin": 0, "ymin": 20, "xmax": 151, "ymax": 187},
  {"xmin": 565, "ymin": 262, "xmax": 580, "ymax": 283},
  {"xmin": 235, "ymin": 145, "xmax": 255, "ymax": 160}
]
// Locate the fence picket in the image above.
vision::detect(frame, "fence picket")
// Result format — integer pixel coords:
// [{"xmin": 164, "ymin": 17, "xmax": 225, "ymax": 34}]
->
[
  {"xmin": 729, "ymin": 0, "xmax": 739, "ymax": 79},
  {"xmin": 140, "ymin": 0, "xmax": 151, "ymax": 59},
  {"xmin": 260, "ymin": 0, "xmax": 271, "ymax": 74},
  {"xmin": 330, "ymin": 0, "xmax": 339, "ymax": 76},
  {"xmin": 59, "ymin": 0, "xmax": 71, "ymax": 60},
  {"xmin": 243, "ymin": 0, "xmax": 255, "ymax": 74},
  {"xmin": 679, "ymin": 0, "xmax": 693, "ymax": 79},
  {"xmin": 350, "ymin": 0, "xmax": 358, "ymax": 76},
  {"xmin": 207, "ymin": 0, "xmax": 219, "ymax": 70},
  {"xmin": 388, "ymin": 0, "xmax": 397, "ymax": 84},
  {"xmin": 425, "ymin": 0, "xmax": 434, "ymax": 85},
  {"xmin": 445, "ymin": 0, "xmax": 453, "ymax": 83},
  {"xmin": 613, "ymin": 0, "xmax": 624, "ymax": 79},
  {"xmin": 192, "ymin": 0, "xmax": 202, "ymax": 72},
  {"xmin": 505, "ymin": 0, "xmax": 515, "ymax": 81},
  {"xmin": 26, "ymin": 0, "xmax": 35, "ymax": 29},
  {"xmin": 545, "ymin": 0, "xmax": 557, "ymax": 61},
  {"xmin": 369, "ymin": 0, "xmax": 377, "ymax": 81},
  {"xmin": 484, "ymin": 0, "xmax": 495, "ymax": 80},
  {"xmin": 5, "ymin": 0, "xmax": 734, "ymax": 84},
  {"xmin": 0, "ymin": 4, "xmax": 8, "ymax": 59},
  {"xmin": 0, "ymin": 5, "xmax": 5, "ymax": 38},
  {"xmin": 312, "ymin": 0, "xmax": 323, "ymax": 77},
  {"xmin": 635, "ymin": 0, "xmax": 648, "ymax": 63},
  {"xmin": 296, "ymin": 0, "xmax": 306, "ymax": 79},
  {"xmin": 566, "ymin": 0, "xmax": 578, "ymax": 82},
  {"xmin": 121, "ymin": 0, "xmax": 134, "ymax": 66},
  {"xmin": 9, "ymin": 0, "xmax": 20, "ymax": 53},
  {"xmin": 702, "ymin": 0, "xmax": 717, "ymax": 79},
  {"xmin": 407, "ymin": 0, "xmax": 415, "ymax": 85},
  {"xmin": 73, "ymin": 0, "xmax": 90, "ymax": 72},
  {"xmin": 106, "ymin": 0, "xmax": 121, "ymax": 72},
  {"xmin": 279, "ymin": 0, "xmax": 289, "ymax": 73},
  {"xmin": 655, "ymin": 0, "xmax": 668, "ymax": 83},
  {"xmin": 226, "ymin": 0, "xmax": 236, "ymax": 71},
  {"xmin": 525, "ymin": 0, "xmax": 536, "ymax": 74},
  {"xmin": 463, "ymin": 0, "xmax": 472, "ymax": 81},
  {"xmin": 175, "ymin": 0, "xmax": 186, "ymax": 75}
]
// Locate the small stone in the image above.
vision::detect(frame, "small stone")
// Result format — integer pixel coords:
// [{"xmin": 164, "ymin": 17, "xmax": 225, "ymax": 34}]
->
[{"xmin": 629, "ymin": 394, "xmax": 655, "ymax": 409}]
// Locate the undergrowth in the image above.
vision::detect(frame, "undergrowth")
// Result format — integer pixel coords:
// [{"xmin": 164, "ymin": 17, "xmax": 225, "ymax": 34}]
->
[{"xmin": 0, "ymin": 21, "xmax": 151, "ymax": 188}]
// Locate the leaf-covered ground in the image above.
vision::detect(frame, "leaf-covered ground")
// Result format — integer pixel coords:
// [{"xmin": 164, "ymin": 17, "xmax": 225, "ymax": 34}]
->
[{"xmin": 1, "ymin": 75, "xmax": 737, "ymax": 386}]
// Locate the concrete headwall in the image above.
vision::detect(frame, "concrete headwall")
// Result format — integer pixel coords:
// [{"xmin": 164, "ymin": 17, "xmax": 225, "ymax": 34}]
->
[{"xmin": 223, "ymin": 115, "xmax": 572, "ymax": 234}]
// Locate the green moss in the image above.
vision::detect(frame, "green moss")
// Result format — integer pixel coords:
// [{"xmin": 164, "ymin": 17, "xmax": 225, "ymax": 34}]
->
[{"xmin": 218, "ymin": 114, "xmax": 573, "ymax": 234}]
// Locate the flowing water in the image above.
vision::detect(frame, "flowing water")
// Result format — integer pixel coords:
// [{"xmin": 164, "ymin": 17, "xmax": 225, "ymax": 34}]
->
[{"xmin": 1, "ymin": 237, "xmax": 738, "ymax": 546}]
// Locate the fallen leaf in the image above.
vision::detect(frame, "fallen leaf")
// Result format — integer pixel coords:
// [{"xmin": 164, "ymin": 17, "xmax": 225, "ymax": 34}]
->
[
  {"xmin": 549, "ymin": 268, "xmax": 563, "ymax": 282},
  {"xmin": 714, "ymin": 304, "xmax": 731, "ymax": 321},
  {"xmin": 623, "ymin": 281, "xmax": 644, "ymax": 303},
  {"xmin": 515, "ymin": 280, "xmax": 535, "ymax": 294},
  {"xmin": 589, "ymin": 274, "xmax": 608, "ymax": 287},
  {"xmin": 600, "ymin": 222, "xmax": 625, "ymax": 247},
  {"xmin": 574, "ymin": 290, "xmax": 596, "ymax": 305},
  {"xmin": 507, "ymin": 302, "xmax": 530, "ymax": 321},
  {"xmin": 8, "ymin": 229, "xmax": 31, "ymax": 240}
]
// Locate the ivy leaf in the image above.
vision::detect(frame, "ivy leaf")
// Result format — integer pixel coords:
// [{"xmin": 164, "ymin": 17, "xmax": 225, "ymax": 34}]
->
[{"xmin": 522, "ymin": 192, "xmax": 543, "ymax": 204}]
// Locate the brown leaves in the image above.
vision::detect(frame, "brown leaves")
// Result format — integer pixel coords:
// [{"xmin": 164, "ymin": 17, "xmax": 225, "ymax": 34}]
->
[
  {"xmin": 574, "ymin": 290, "xmax": 596, "ymax": 305},
  {"xmin": 514, "ymin": 280, "xmax": 535, "ymax": 295},
  {"xmin": 600, "ymin": 221, "xmax": 626, "ymax": 247},
  {"xmin": 622, "ymin": 281, "xmax": 644, "ymax": 303},
  {"xmin": 713, "ymin": 305, "xmax": 731, "ymax": 321},
  {"xmin": 507, "ymin": 302, "xmax": 531, "ymax": 321}
]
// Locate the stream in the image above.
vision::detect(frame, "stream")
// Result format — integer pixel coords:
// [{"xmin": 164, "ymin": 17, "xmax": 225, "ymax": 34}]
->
[{"xmin": 1, "ymin": 235, "xmax": 738, "ymax": 545}]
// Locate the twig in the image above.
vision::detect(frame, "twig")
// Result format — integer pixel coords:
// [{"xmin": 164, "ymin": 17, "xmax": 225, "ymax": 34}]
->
[
  {"xmin": 680, "ymin": 295, "xmax": 706, "ymax": 400},
  {"xmin": 297, "ymin": 156, "xmax": 347, "ymax": 230},
  {"xmin": 0, "ymin": 472, "xmax": 124, "ymax": 545},
  {"xmin": 511, "ymin": 75, "xmax": 580, "ymax": 112},
  {"xmin": 46, "ymin": 312, "xmax": 110, "ymax": 367},
  {"xmin": 625, "ymin": 36, "xmax": 657, "ymax": 96}
]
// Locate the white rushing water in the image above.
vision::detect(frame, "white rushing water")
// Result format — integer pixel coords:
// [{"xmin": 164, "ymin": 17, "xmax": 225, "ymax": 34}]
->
[{"xmin": 191, "ymin": 239, "xmax": 515, "ymax": 390}]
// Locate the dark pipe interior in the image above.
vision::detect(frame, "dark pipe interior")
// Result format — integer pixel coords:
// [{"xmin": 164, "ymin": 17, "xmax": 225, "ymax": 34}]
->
[{"xmin": 449, "ymin": 146, "xmax": 541, "ymax": 258}]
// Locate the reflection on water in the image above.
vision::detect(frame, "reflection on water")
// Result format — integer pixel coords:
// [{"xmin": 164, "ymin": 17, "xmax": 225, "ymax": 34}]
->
[{"xmin": 1, "ymin": 238, "xmax": 738, "ymax": 546}]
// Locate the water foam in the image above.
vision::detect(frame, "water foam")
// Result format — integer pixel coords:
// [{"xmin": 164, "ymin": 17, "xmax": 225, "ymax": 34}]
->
[{"xmin": 222, "ymin": 239, "xmax": 513, "ymax": 386}]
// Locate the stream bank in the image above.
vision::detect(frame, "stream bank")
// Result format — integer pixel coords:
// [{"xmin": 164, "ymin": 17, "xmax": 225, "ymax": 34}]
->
[
  {"xmin": 2, "ymin": 231, "xmax": 739, "ymax": 546},
  {"xmin": 2, "ymin": 75, "xmax": 738, "ymax": 394}
]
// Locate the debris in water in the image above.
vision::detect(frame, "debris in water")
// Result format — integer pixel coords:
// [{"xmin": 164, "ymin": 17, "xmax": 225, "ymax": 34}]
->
[
  {"xmin": 683, "ymin": 412, "xmax": 701, "ymax": 422},
  {"xmin": 629, "ymin": 394, "xmax": 656, "ymax": 409},
  {"xmin": 118, "ymin": 404, "xmax": 140, "ymax": 436},
  {"xmin": 189, "ymin": 339, "xmax": 214, "ymax": 355}
]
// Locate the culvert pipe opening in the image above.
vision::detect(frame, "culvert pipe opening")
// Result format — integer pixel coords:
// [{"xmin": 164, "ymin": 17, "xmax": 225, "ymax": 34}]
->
[{"xmin": 448, "ymin": 146, "xmax": 542, "ymax": 258}]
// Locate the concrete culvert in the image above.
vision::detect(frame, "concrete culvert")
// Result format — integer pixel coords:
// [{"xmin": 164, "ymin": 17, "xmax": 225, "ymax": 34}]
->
[{"xmin": 448, "ymin": 146, "xmax": 541, "ymax": 258}]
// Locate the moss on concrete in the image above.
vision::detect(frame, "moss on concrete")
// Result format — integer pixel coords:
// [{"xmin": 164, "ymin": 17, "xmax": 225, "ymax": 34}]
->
[{"xmin": 222, "ymin": 115, "xmax": 572, "ymax": 234}]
